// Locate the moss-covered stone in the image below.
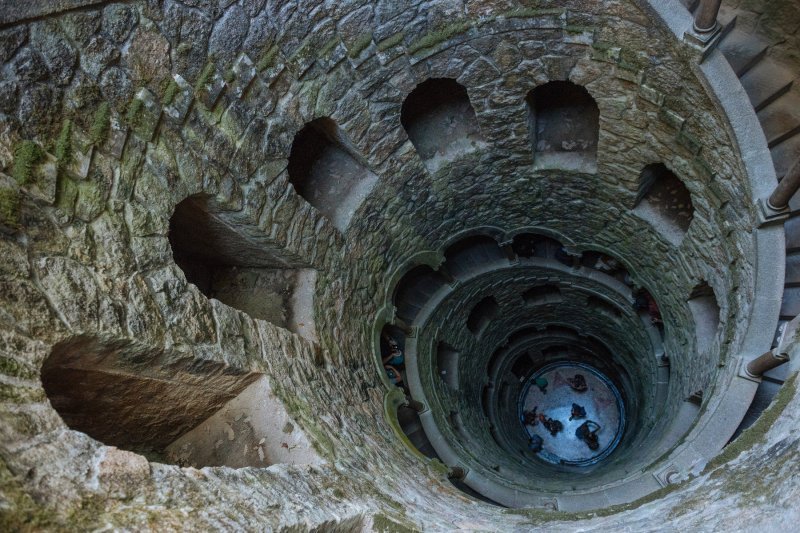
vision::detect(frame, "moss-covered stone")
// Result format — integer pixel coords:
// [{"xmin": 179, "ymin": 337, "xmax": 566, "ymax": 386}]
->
[
  {"xmin": 704, "ymin": 373, "xmax": 798, "ymax": 473},
  {"xmin": 162, "ymin": 79, "xmax": 179, "ymax": 107},
  {"xmin": 372, "ymin": 513, "xmax": 418, "ymax": 533},
  {"xmin": 256, "ymin": 46, "xmax": 280, "ymax": 72},
  {"xmin": 0, "ymin": 186, "xmax": 20, "ymax": 230},
  {"xmin": 407, "ymin": 20, "xmax": 473, "ymax": 55},
  {"xmin": 54, "ymin": 120, "xmax": 72, "ymax": 169},
  {"xmin": 11, "ymin": 141, "xmax": 43, "ymax": 186},
  {"xmin": 347, "ymin": 33, "xmax": 373, "ymax": 58},
  {"xmin": 377, "ymin": 33, "xmax": 406, "ymax": 52},
  {"xmin": 89, "ymin": 102, "xmax": 111, "ymax": 145}
]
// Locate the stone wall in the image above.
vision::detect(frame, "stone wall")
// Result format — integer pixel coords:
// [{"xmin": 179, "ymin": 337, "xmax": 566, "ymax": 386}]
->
[{"xmin": 0, "ymin": 0, "xmax": 786, "ymax": 529}]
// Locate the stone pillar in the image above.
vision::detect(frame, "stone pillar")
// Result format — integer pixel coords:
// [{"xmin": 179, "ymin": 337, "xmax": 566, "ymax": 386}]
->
[
  {"xmin": 746, "ymin": 349, "xmax": 789, "ymax": 378},
  {"xmin": 501, "ymin": 242, "xmax": 517, "ymax": 263},
  {"xmin": 394, "ymin": 317, "xmax": 414, "ymax": 336},
  {"xmin": 694, "ymin": 0, "xmax": 722, "ymax": 33},
  {"xmin": 768, "ymin": 157, "xmax": 800, "ymax": 211},
  {"xmin": 405, "ymin": 398, "xmax": 426, "ymax": 412}
]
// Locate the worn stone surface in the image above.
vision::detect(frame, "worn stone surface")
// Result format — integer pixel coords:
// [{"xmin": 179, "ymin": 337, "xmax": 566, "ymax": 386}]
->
[{"xmin": 0, "ymin": 0, "xmax": 791, "ymax": 530}]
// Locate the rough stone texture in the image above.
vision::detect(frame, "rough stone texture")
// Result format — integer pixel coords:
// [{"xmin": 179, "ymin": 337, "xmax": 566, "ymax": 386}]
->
[{"xmin": 0, "ymin": 0, "xmax": 791, "ymax": 530}]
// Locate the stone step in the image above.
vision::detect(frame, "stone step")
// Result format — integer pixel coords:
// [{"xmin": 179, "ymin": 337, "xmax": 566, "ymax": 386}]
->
[
  {"xmin": 740, "ymin": 58, "xmax": 795, "ymax": 111},
  {"xmin": 771, "ymin": 134, "xmax": 800, "ymax": 180},
  {"xmin": 718, "ymin": 28, "xmax": 769, "ymax": 76},
  {"xmin": 757, "ymin": 91, "xmax": 800, "ymax": 148}
]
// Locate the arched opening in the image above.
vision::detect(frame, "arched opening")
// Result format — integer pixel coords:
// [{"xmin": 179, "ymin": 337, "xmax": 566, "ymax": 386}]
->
[
  {"xmin": 168, "ymin": 194, "xmax": 317, "ymax": 341},
  {"xmin": 688, "ymin": 282, "xmax": 721, "ymax": 354},
  {"xmin": 510, "ymin": 233, "xmax": 566, "ymax": 262},
  {"xmin": 287, "ymin": 117, "xmax": 378, "ymax": 232},
  {"xmin": 526, "ymin": 81, "xmax": 599, "ymax": 172},
  {"xmin": 400, "ymin": 78, "xmax": 486, "ymax": 172},
  {"xmin": 633, "ymin": 163, "xmax": 694, "ymax": 244},
  {"xmin": 444, "ymin": 234, "xmax": 505, "ymax": 278},
  {"xmin": 437, "ymin": 342, "xmax": 460, "ymax": 391},
  {"xmin": 467, "ymin": 296, "xmax": 500, "ymax": 336},
  {"xmin": 510, "ymin": 353, "xmax": 535, "ymax": 381},
  {"xmin": 392, "ymin": 265, "xmax": 450, "ymax": 324},
  {"xmin": 522, "ymin": 285, "xmax": 562, "ymax": 306},
  {"xmin": 380, "ymin": 325, "xmax": 407, "ymax": 388},
  {"xmin": 40, "ymin": 336, "xmax": 258, "ymax": 463}
]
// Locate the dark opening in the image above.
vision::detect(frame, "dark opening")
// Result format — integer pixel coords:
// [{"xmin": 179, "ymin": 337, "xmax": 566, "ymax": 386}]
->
[
  {"xmin": 634, "ymin": 163, "xmax": 694, "ymax": 242},
  {"xmin": 526, "ymin": 81, "xmax": 599, "ymax": 170},
  {"xmin": 169, "ymin": 194, "xmax": 317, "ymax": 341},
  {"xmin": 511, "ymin": 353, "xmax": 535, "ymax": 380},
  {"xmin": 522, "ymin": 285, "xmax": 563, "ymax": 305},
  {"xmin": 287, "ymin": 117, "xmax": 377, "ymax": 232},
  {"xmin": 688, "ymin": 282, "xmax": 720, "ymax": 353},
  {"xmin": 437, "ymin": 342, "xmax": 460, "ymax": 390},
  {"xmin": 444, "ymin": 234, "xmax": 505, "ymax": 278},
  {"xmin": 392, "ymin": 265, "xmax": 450, "ymax": 324},
  {"xmin": 467, "ymin": 296, "xmax": 500, "ymax": 336},
  {"xmin": 510, "ymin": 233, "xmax": 564, "ymax": 260},
  {"xmin": 400, "ymin": 78, "xmax": 484, "ymax": 171},
  {"xmin": 41, "ymin": 335, "xmax": 259, "ymax": 463}
]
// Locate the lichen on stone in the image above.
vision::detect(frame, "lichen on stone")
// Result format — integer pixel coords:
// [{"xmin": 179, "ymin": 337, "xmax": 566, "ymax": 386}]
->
[
  {"xmin": 347, "ymin": 33, "xmax": 373, "ymax": 58},
  {"xmin": 54, "ymin": 119, "xmax": 72, "ymax": 168},
  {"xmin": 407, "ymin": 20, "xmax": 473, "ymax": 55},
  {"xmin": 11, "ymin": 141, "xmax": 43, "ymax": 185},
  {"xmin": 89, "ymin": 102, "xmax": 111, "ymax": 144},
  {"xmin": 0, "ymin": 186, "xmax": 21, "ymax": 230}
]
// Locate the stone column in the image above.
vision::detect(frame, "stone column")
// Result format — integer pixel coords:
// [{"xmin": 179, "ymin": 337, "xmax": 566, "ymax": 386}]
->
[
  {"xmin": 500, "ymin": 242, "xmax": 517, "ymax": 262},
  {"xmin": 746, "ymin": 349, "xmax": 789, "ymax": 378},
  {"xmin": 405, "ymin": 398, "xmax": 426, "ymax": 412},
  {"xmin": 694, "ymin": 0, "xmax": 722, "ymax": 33},
  {"xmin": 768, "ymin": 157, "xmax": 800, "ymax": 211},
  {"xmin": 394, "ymin": 317, "xmax": 414, "ymax": 336}
]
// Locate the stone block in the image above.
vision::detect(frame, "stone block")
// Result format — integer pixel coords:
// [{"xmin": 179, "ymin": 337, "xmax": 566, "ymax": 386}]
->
[
  {"xmin": 129, "ymin": 88, "xmax": 160, "ymax": 141},
  {"xmin": 639, "ymin": 84, "xmax": 665, "ymax": 106},
  {"xmin": 97, "ymin": 447, "xmax": 150, "ymax": 498},
  {"xmin": 103, "ymin": 115, "xmax": 128, "ymax": 160},
  {"xmin": 65, "ymin": 144, "xmax": 93, "ymax": 180},
  {"xmin": 197, "ymin": 69, "xmax": 226, "ymax": 109},
  {"xmin": 163, "ymin": 74, "xmax": 193, "ymax": 124},
  {"xmin": 29, "ymin": 153, "xmax": 58, "ymax": 204}
]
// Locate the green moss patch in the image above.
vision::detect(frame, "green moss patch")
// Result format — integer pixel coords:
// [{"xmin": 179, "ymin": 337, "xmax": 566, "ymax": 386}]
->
[
  {"xmin": 162, "ymin": 79, "xmax": 179, "ymax": 107},
  {"xmin": 89, "ymin": 103, "xmax": 111, "ymax": 145},
  {"xmin": 377, "ymin": 32, "xmax": 406, "ymax": 52},
  {"xmin": 347, "ymin": 33, "xmax": 373, "ymax": 58},
  {"xmin": 407, "ymin": 20, "xmax": 473, "ymax": 55},
  {"xmin": 0, "ymin": 187, "xmax": 20, "ymax": 230},
  {"xmin": 0, "ymin": 457, "xmax": 60, "ymax": 532},
  {"xmin": 125, "ymin": 97, "xmax": 143, "ymax": 128},
  {"xmin": 256, "ymin": 45, "xmax": 280, "ymax": 72},
  {"xmin": 194, "ymin": 60, "xmax": 216, "ymax": 91},
  {"xmin": 506, "ymin": 482, "xmax": 683, "ymax": 523},
  {"xmin": 11, "ymin": 141, "xmax": 43, "ymax": 186},
  {"xmin": 704, "ymin": 373, "xmax": 798, "ymax": 473}
]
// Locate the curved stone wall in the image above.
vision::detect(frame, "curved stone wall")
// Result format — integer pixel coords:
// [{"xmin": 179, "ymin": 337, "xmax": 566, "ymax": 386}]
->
[{"xmin": 0, "ymin": 0, "xmax": 793, "ymax": 529}]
